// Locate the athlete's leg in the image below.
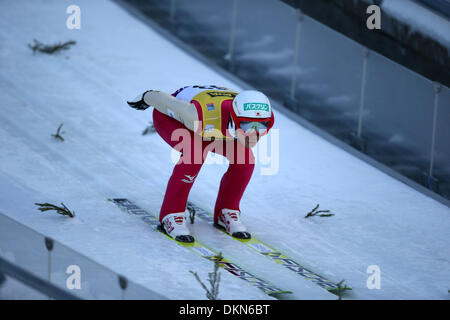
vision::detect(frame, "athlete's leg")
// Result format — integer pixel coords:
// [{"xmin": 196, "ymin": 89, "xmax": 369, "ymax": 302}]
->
[
  {"xmin": 153, "ymin": 109, "xmax": 210, "ymax": 222},
  {"xmin": 210, "ymin": 139, "xmax": 255, "ymax": 221}
]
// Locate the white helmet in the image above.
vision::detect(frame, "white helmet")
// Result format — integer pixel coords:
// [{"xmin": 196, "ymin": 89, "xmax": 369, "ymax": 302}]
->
[
  {"xmin": 232, "ymin": 90, "xmax": 272, "ymax": 119},
  {"xmin": 229, "ymin": 90, "xmax": 274, "ymax": 137}
]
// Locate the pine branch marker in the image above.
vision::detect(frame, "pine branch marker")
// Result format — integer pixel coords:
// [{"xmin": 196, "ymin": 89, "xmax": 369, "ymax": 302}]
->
[
  {"xmin": 35, "ymin": 202, "xmax": 75, "ymax": 218},
  {"xmin": 331, "ymin": 280, "xmax": 352, "ymax": 300},
  {"xmin": 190, "ymin": 252, "xmax": 223, "ymax": 300},
  {"xmin": 141, "ymin": 122, "xmax": 156, "ymax": 136},
  {"xmin": 305, "ymin": 204, "xmax": 335, "ymax": 218},
  {"xmin": 28, "ymin": 39, "xmax": 76, "ymax": 55},
  {"xmin": 51, "ymin": 123, "xmax": 65, "ymax": 142}
]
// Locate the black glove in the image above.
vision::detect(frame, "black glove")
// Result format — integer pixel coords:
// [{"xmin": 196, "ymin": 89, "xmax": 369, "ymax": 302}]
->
[{"xmin": 127, "ymin": 90, "xmax": 154, "ymax": 110}]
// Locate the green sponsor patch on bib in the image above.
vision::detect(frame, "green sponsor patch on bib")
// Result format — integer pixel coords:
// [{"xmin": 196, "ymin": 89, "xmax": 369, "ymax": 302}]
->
[{"xmin": 243, "ymin": 103, "xmax": 269, "ymax": 112}]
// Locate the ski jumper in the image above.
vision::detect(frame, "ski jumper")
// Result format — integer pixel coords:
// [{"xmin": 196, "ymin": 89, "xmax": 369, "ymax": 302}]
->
[{"xmin": 152, "ymin": 85, "xmax": 255, "ymax": 222}]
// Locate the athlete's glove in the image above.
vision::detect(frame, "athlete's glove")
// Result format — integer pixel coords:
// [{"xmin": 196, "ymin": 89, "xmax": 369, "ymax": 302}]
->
[{"xmin": 127, "ymin": 90, "xmax": 157, "ymax": 110}]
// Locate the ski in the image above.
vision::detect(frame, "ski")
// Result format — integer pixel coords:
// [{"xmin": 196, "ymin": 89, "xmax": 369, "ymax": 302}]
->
[
  {"xmin": 187, "ymin": 202, "xmax": 350, "ymax": 296},
  {"xmin": 108, "ymin": 198, "xmax": 291, "ymax": 298}
]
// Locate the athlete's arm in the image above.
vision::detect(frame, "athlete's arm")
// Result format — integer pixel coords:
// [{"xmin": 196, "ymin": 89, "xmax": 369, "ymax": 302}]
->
[{"xmin": 128, "ymin": 90, "xmax": 199, "ymax": 132}]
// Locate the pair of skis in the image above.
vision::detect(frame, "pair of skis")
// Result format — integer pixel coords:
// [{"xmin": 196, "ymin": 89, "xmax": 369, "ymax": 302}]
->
[
  {"xmin": 109, "ymin": 198, "xmax": 288, "ymax": 297},
  {"xmin": 109, "ymin": 198, "xmax": 349, "ymax": 298}
]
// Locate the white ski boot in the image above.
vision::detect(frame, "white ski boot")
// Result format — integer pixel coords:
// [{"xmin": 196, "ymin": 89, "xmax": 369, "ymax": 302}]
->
[
  {"xmin": 215, "ymin": 209, "xmax": 251, "ymax": 239},
  {"xmin": 161, "ymin": 212, "xmax": 194, "ymax": 243}
]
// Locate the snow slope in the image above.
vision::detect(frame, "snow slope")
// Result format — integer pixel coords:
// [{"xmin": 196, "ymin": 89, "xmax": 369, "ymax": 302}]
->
[{"xmin": 0, "ymin": 0, "xmax": 449, "ymax": 300}]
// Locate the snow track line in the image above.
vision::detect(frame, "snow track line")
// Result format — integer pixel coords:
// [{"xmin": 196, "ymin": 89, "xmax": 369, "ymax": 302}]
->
[
  {"xmin": 109, "ymin": 198, "xmax": 292, "ymax": 299},
  {"xmin": 187, "ymin": 202, "xmax": 349, "ymax": 296}
]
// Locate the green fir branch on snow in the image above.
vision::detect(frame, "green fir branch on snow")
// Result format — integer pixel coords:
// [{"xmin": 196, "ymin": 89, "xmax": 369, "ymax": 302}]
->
[
  {"xmin": 35, "ymin": 202, "xmax": 75, "ymax": 218},
  {"xmin": 141, "ymin": 122, "xmax": 156, "ymax": 135},
  {"xmin": 190, "ymin": 252, "xmax": 223, "ymax": 300},
  {"xmin": 51, "ymin": 123, "xmax": 65, "ymax": 142},
  {"xmin": 330, "ymin": 280, "xmax": 352, "ymax": 300},
  {"xmin": 186, "ymin": 203, "xmax": 196, "ymax": 224},
  {"xmin": 28, "ymin": 39, "xmax": 76, "ymax": 55},
  {"xmin": 305, "ymin": 204, "xmax": 335, "ymax": 218}
]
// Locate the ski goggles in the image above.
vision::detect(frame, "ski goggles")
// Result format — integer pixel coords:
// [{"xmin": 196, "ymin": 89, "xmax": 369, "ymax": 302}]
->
[
  {"xmin": 230, "ymin": 108, "xmax": 274, "ymax": 137},
  {"xmin": 239, "ymin": 120, "xmax": 270, "ymax": 135}
]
